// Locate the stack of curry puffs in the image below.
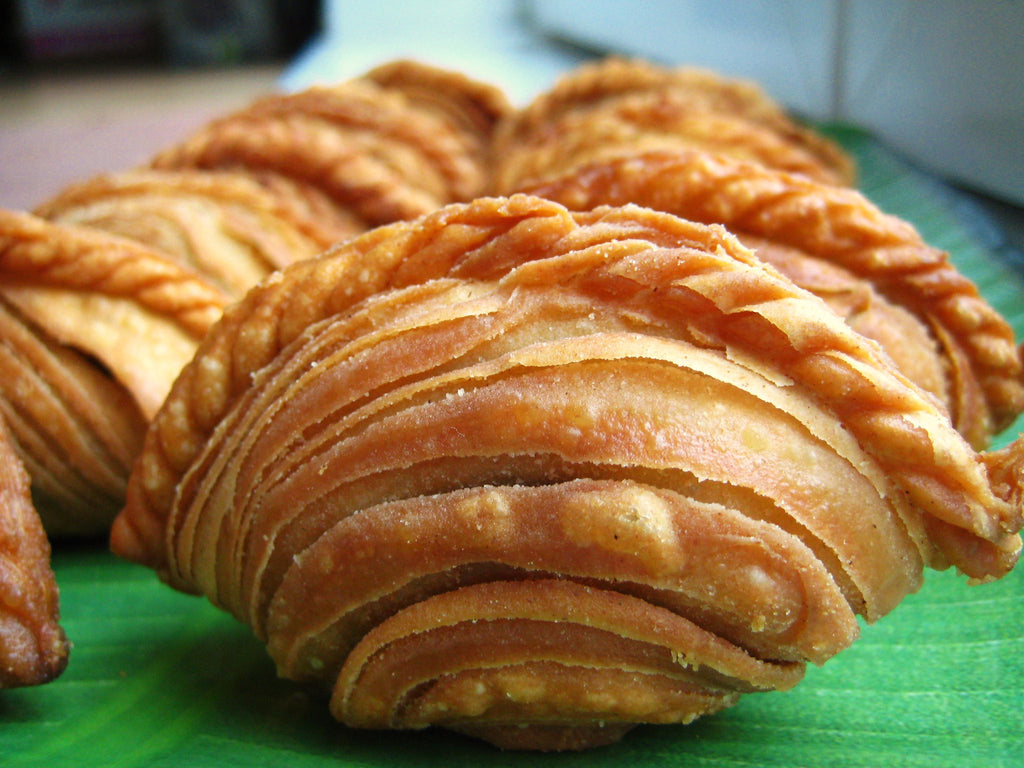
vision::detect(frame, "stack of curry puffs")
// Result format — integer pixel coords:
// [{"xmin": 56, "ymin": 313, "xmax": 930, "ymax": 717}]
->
[
  {"xmin": 3, "ymin": 57, "xmax": 1023, "ymax": 753},
  {"xmin": 1, "ymin": 60, "xmax": 511, "ymax": 688}
]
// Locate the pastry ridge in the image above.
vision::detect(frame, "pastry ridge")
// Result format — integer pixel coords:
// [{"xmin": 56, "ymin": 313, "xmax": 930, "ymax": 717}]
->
[
  {"xmin": 492, "ymin": 56, "xmax": 856, "ymax": 191},
  {"xmin": 149, "ymin": 70, "xmax": 500, "ymax": 233},
  {"xmin": 0, "ymin": 209, "xmax": 226, "ymax": 341},
  {"xmin": 519, "ymin": 149, "xmax": 1024, "ymax": 447}
]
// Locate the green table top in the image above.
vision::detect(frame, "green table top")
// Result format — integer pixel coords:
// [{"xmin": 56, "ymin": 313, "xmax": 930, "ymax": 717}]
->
[{"xmin": 4, "ymin": 128, "xmax": 1023, "ymax": 768}]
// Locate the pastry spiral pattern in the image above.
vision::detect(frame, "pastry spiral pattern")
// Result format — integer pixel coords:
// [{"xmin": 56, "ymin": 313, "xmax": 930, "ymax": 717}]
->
[
  {"xmin": 1, "ymin": 53, "xmax": 1020, "ymax": 752},
  {"xmin": 112, "ymin": 196, "xmax": 1023, "ymax": 750},
  {"xmin": 0, "ymin": 209, "xmax": 228, "ymax": 534},
  {"xmin": 518, "ymin": 150, "xmax": 1024, "ymax": 448}
]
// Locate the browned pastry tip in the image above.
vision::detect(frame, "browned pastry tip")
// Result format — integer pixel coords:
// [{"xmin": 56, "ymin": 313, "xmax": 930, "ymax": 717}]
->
[
  {"xmin": 114, "ymin": 195, "xmax": 1021, "ymax": 750},
  {"xmin": 520, "ymin": 149, "xmax": 1024, "ymax": 447},
  {"xmin": 35, "ymin": 169, "xmax": 352, "ymax": 296},
  {"xmin": 150, "ymin": 74, "xmax": 492, "ymax": 230},
  {"xmin": 492, "ymin": 56, "xmax": 855, "ymax": 191},
  {"xmin": 0, "ymin": 413, "xmax": 69, "ymax": 688}
]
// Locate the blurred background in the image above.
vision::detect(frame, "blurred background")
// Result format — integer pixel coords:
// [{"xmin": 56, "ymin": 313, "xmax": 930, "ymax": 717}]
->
[
  {"xmin": 0, "ymin": 0, "xmax": 322, "ymax": 68},
  {"xmin": 1, "ymin": 0, "xmax": 1021, "ymax": 251}
]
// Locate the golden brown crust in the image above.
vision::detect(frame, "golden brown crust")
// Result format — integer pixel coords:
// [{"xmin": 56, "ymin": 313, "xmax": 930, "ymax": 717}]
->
[
  {"xmin": 35, "ymin": 169, "xmax": 350, "ymax": 296},
  {"xmin": 0, "ymin": 209, "xmax": 228, "ymax": 420},
  {"xmin": 0, "ymin": 208, "xmax": 226, "ymax": 535},
  {"xmin": 266, "ymin": 481, "xmax": 856, "ymax": 674},
  {"xmin": 498, "ymin": 57, "xmax": 807, "ymax": 139},
  {"xmin": 742, "ymin": 234, "xmax": 951, "ymax": 411},
  {"xmin": 150, "ymin": 76, "xmax": 491, "ymax": 230},
  {"xmin": 110, "ymin": 196, "xmax": 581, "ymax": 576},
  {"xmin": 114, "ymin": 195, "xmax": 1021, "ymax": 750},
  {"xmin": 519, "ymin": 150, "xmax": 1024, "ymax": 447},
  {"xmin": 492, "ymin": 57, "xmax": 855, "ymax": 191},
  {"xmin": 330, "ymin": 580, "xmax": 802, "ymax": 748},
  {"xmin": 0, "ymin": 413, "xmax": 69, "ymax": 688},
  {"xmin": 114, "ymin": 195, "xmax": 1022, "ymax": 582},
  {"xmin": 494, "ymin": 91, "xmax": 851, "ymax": 193},
  {"xmin": 0, "ymin": 297, "xmax": 145, "ymax": 534},
  {"xmin": 361, "ymin": 58, "xmax": 514, "ymax": 161}
]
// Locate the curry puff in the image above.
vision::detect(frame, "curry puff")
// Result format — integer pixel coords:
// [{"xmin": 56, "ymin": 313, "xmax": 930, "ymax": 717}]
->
[
  {"xmin": 492, "ymin": 57, "xmax": 856, "ymax": 193},
  {"xmin": 112, "ymin": 196, "xmax": 1023, "ymax": 751},
  {"xmin": 0, "ymin": 210, "xmax": 228, "ymax": 534},
  {"xmin": 150, "ymin": 60, "xmax": 512, "ymax": 233}
]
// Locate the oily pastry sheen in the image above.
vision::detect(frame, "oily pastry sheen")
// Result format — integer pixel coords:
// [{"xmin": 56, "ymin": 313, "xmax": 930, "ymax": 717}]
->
[
  {"xmin": 519, "ymin": 150, "xmax": 1024, "ymax": 448},
  {"xmin": 112, "ymin": 196, "xmax": 1022, "ymax": 750},
  {"xmin": 0, "ymin": 412, "xmax": 69, "ymax": 688},
  {"xmin": 0, "ymin": 209, "xmax": 227, "ymax": 533},
  {"xmin": 150, "ymin": 63, "xmax": 510, "ymax": 232},
  {"xmin": 492, "ymin": 57, "xmax": 855, "ymax": 193},
  {"xmin": 35, "ymin": 169, "xmax": 348, "ymax": 297}
]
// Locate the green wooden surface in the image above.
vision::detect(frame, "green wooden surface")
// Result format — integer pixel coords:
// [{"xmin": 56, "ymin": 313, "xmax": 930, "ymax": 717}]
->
[{"xmin": 3, "ymin": 129, "xmax": 1023, "ymax": 767}]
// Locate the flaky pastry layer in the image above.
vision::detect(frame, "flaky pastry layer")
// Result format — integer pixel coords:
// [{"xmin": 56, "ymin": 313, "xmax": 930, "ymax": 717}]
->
[{"xmin": 36, "ymin": 169, "xmax": 348, "ymax": 296}]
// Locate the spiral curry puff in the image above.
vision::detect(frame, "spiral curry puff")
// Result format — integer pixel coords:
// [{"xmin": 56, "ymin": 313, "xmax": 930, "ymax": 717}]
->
[
  {"xmin": 490, "ymin": 57, "xmax": 856, "ymax": 193},
  {"xmin": 0, "ymin": 209, "xmax": 230, "ymax": 537},
  {"xmin": 112, "ymin": 195, "xmax": 1023, "ymax": 751},
  {"xmin": 147, "ymin": 59, "xmax": 512, "ymax": 235}
]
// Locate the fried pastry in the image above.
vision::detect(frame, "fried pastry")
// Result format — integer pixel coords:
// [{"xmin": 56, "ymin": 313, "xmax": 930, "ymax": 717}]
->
[
  {"xmin": 35, "ymin": 169, "xmax": 349, "ymax": 297},
  {"xmin": 0, "ymin": 209, "xmax": 227, "ymax": 533},
  {"xmin": 0, "ymin": 296, "xmax": 145, "ymax": 534},
  {"xmin": 361, "ymin": 59, "xmax": 513, "ymax": 176},
  {"xmin": 112, "ymin": 196, "xmax": 1022, "ymax": 750},
  {"xmin": 150, "ymin": 66, "xmax": 504, "ymax": 232},
  {"xmin": 492, "ymin": 57, "xmax": 855, "ymax": 192},
  {"xmin": 0, "ymin": 413, "xmax": 69, "ymax": 688},
  {"xmin": 519, "ymin": 150, "xmax": 1024, "ymax": 448}
]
